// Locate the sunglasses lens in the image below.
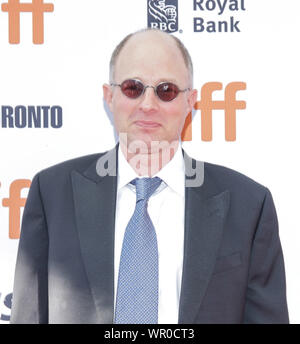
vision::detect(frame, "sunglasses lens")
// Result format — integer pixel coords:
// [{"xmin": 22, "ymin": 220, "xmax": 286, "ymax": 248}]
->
[
  {"xmin": 120, "ymin": 79, "xmax": 144, "ymax": 99},
  {"xmin": 156, "ymin": 82, "xmax": 179, "ymax": 101}
]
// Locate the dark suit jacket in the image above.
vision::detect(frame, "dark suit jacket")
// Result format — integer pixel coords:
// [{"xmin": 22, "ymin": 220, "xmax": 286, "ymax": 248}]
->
[{"xmin": 10, "ymin": 145, "xmax": 289, "ymax": 323}]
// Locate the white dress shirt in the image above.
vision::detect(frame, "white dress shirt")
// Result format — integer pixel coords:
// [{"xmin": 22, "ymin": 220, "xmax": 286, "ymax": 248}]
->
[{"xmin": 114, "ymin": 144, "xmax": 185, "ymax": 324}]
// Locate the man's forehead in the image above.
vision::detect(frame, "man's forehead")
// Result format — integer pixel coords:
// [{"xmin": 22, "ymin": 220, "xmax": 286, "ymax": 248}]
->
[{"xmin": 111, "ymin": 30, "xmax": 191, "ymax": 85}]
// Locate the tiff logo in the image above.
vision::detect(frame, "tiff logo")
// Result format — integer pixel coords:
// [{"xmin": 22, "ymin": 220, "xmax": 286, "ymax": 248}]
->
[
  {"xmin": 1, "ymin": 179, "xmax": 31, "ymax": 239},
  {"xmin": 181, "ymin": 82, "xmax": 246, "ymax": 142},
  {"xmin": 1, "ymin": 0, "xmax": 54, "ymax": 44}
]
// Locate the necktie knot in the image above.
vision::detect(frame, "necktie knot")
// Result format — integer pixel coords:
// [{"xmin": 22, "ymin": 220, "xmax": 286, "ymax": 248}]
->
[{"xmin": 131, "ymin": 177, "xmax": 162, "ymax": 202}]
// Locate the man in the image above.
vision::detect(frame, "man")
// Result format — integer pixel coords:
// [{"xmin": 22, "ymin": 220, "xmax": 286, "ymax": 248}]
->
[{"xmin": 10, "ymin": 28, "xmax": 289, "ymax": 324}]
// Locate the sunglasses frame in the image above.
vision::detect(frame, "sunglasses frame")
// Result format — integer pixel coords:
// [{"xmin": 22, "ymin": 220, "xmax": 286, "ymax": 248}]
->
[{"xmin": 110, "ymin": 79, "xmax": 191, "ymax": 102}]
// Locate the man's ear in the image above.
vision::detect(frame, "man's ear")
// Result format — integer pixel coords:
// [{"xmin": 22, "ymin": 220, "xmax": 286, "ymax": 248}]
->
[
  {"xmin": 103, "ymin": 83, "xmax": 113, "ymax": 113},
  {"xmin": 187, "ymin": 88, "xmax": 198, "ymax": 114}
]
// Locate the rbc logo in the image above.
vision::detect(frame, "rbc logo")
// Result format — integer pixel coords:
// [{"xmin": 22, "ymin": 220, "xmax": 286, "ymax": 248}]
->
[{"xmin": 147, "ymin": 0, "xmax": 178, "ymax": 33}]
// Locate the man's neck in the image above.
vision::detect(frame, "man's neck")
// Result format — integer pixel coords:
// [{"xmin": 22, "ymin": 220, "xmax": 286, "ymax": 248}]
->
[{"xmin": 120, "ymin": 140, "xmax": 180, "ymax": 177}]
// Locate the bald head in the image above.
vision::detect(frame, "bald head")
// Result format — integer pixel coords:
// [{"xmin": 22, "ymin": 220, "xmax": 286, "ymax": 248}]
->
[{"xmin": 109, "ymin": 29, "xmax": 194, "ymax": 86}]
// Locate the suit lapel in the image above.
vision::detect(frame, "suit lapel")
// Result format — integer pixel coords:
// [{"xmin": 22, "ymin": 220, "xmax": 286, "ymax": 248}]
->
[
  {"xmin": 178, "ymin": 153, "xmax": 230, "ymax": 323},
  {"xmin": 71, "ymin": 146, "xmax": 230, "ymax": 324},
  {"xmin": 71, "ymin": 146, "xmax": 118, "ymax": 323}
]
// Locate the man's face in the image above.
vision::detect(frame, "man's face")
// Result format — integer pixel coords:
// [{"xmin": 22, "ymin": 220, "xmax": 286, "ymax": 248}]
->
[{"xmin": 103, "ymin": 32, "xmax": 197, "ymax": 152}]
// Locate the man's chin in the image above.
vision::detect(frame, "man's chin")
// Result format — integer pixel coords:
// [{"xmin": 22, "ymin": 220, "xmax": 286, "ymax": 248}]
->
[
  {"xmin": 119, "ymin": 133, "xmax": 180, "ymax": 155},
  {"xmin": 128, "ymin": 138, "xmax": 156, "ymax": 155}
]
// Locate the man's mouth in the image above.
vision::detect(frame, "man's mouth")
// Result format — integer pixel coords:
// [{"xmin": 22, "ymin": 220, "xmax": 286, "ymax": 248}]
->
[{"xmin": 134, "ymin": 120, "xmax": 162, "ymax": 128}]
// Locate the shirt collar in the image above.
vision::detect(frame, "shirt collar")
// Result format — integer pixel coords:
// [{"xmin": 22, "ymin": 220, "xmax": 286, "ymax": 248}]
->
[
  {"xmin": 155, "ymin": 145, "xmax": 185, "ymax": 197},
  {"xmin": 117, "ymin": 143, "xmax": 185, "ymax": 198},
  {"xmin": 117, "ymin": 144, "xmax": 141, "ymax": 191}
]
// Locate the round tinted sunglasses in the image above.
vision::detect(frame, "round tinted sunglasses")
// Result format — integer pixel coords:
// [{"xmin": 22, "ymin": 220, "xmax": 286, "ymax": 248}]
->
[{"xmin": 110, "ymin": 79, "xmax": 191, "ymax": 102}]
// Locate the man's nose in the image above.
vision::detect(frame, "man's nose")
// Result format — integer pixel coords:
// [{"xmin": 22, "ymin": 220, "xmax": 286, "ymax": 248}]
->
[{"xmin": 138, "ymin": 87, "xmax": 159, "ymax": 113}]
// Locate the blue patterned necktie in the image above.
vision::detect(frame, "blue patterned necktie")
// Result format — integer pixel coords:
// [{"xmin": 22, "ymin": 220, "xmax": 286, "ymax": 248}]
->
[{"xmin": 114, "ymin": 177, "xmax": 162, "ymax": 324}]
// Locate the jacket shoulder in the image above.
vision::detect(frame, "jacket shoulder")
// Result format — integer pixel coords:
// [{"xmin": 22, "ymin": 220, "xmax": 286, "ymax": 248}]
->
[
  {"xmin": 35, "ymin": 150, "xmax": 110, "ymax": 183},
  {"xmin": 203, "ymin": 161, "xmax": 268, "ymax": 200}
]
